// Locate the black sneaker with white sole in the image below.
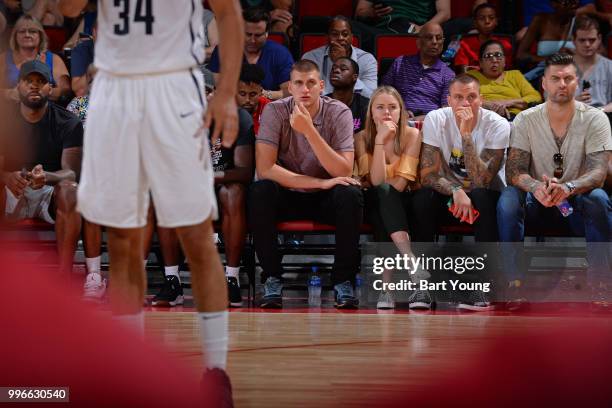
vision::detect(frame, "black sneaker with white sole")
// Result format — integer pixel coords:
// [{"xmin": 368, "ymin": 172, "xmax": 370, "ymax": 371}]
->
[
  {"xmin": 151, "ymin": 275, "xmax": 184, "ymax": 307},
  {"xmin": 457, "ymin": 289, "xmax": 495, "ymax": 311},
  {"xmin": 407, "ymin": 289, "xmax": 433, "ymax": 310},
  {"xmin": 227, "ymin": 277, "xmax": 242, "ymax": 307}
]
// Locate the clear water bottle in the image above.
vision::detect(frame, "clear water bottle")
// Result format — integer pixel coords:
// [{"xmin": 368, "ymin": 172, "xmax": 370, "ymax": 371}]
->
[
  {"xmin": 556, "ymin": 200, "xmax": 574, "ymax": 217},
  {"xmin": 308, "ymin": 267, "xmax": 322, "ymax": 306},
  {"xmin": 355, "ymin": 273, "xmax": 363, "ymax": 303},
  {"xmin": 441, "ymin": 35, "xmax": 462, "ymax": 64}
]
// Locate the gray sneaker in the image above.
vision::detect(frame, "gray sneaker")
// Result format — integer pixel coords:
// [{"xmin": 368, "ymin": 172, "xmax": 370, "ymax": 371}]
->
[
  {"xmin": 334, "ymin": 280, "xmax": 358, "ymax": 309},
  {"xmin": 408, "ymin": 290, "xmax": 433, "ymax": 310},
  {"xmin": 376, "ymin": 291, "xmax": 395, "ymax": 309},
  {"xmin": 260, "ymin": 276, "xmax": 282, "ymax": 308},
  {"xmin": 458, "ymin": 289, "xmax": 495, "ymax": 311}
]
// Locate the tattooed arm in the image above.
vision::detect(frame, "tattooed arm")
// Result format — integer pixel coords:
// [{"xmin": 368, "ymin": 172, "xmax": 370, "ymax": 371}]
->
[
  {"xmin": 461, "ymin": 134, "xmax": 505, "ymax": 188},
  {"xmin": 505, "ymin": 147, "xmax": 540, "ymax": 192},
  {"xmin": 419, "ymin": 143, "xmax": 462, "ymax": 195},
  {"xmin": 569, "ymin": 151, "xmax": 610, "ymax": 195}
]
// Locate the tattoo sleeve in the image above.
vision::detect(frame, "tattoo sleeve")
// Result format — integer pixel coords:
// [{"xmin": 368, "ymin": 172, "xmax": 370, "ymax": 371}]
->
[
  {"xmin": 461, "ymin": 135, "xmax": 505, "ymax": 187},
  {"xmin": 505, "ymin": 147, "xmax": 540, "ymax": 192},
  {"xmin": 419, "ymin": 143, "xmax": 461, "ymax": 195},
  {"xmin": 570, "ymin": 151, "xmax": 610, "ymax": 195}
]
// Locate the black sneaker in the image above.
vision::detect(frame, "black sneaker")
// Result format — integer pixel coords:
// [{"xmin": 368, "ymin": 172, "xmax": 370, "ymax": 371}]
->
[
  {"xmin": 260, "ymin": 277, "xmax": 282, "ymax": 308},
  {"xmin": 457, "ymin": 290, "xmax": 495, "ymax": 311},
  {"xmin": 505, "ymin": 280, "xmax": 530, "ymax": 312},
  {"xmin": 201, "ymin": 367, "xmax": 234, "ymax": 408},
  {"xmin": 151, "ymin": 275, "xmax": 184, "ymax": 307},
  {"xmin": 227, "ymin": 277, "xmax": 242, "ymax": 308},
  {"xmin": 334, "ymin": 280, "xmax": 359, "ymax": 309},
  {"xmin": 407, "ymin": 290, "xmax": 433, "ymax": 310}
]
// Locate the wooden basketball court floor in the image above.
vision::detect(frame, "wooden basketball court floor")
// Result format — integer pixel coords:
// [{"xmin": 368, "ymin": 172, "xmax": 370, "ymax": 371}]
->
[{"xmin": 142, "ymin": 300, "xmax": 612, "ymax": 408}]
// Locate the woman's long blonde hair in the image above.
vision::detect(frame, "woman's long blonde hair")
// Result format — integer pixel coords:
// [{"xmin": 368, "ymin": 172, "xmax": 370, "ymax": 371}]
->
[
  {"xmin": 10, "ymin": 15, "xmax": 48, "ymax": 53},
  {"xmin": 363, "ymin": 86, "xmax": 408, "ymax": 156}
]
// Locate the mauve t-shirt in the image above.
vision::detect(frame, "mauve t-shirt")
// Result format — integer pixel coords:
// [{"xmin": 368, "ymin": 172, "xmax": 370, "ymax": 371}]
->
[{"xmin": 257, "ymin": 96, "xmax": 354, "ymax": 183}]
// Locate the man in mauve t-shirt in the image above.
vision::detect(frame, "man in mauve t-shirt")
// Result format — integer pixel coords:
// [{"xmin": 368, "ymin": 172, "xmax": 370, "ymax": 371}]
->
[{"xmin": 248, "ymin": 59, "xmax": 363, "ymax": 309}]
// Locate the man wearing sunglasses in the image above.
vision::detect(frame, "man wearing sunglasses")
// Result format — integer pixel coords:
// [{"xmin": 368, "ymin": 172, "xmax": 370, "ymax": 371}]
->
[{"xmin": 499, "ymin": 53, "xmax": 612, "ymax": 311}]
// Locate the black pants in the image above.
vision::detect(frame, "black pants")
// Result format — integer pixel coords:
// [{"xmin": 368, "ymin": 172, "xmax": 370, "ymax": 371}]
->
[
  {"xmin": 411, "ymin": 187, "xmax": 500, "ymax": 242},
  {"xmin": 365, "ymin": 184, "xmax": 412, "ymax": 242},
  {"xmin": 248, "ymin": 180, "xmax": 363, "ymax": 285}
]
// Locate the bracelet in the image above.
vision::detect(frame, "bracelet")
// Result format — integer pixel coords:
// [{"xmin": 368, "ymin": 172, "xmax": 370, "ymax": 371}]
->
[{"xmin": 451, "ymin": 185, "xmax": 463, "ymax": 193}]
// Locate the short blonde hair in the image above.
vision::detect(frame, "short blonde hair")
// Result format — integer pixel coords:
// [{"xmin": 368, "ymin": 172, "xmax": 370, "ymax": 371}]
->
[
  {"xmin": 363, "ymin": 86, "xmax": 409, "ymax": 155},
  {"xmin": 10, "ymin": 15, "xmax": 48, "ymax": 53}
]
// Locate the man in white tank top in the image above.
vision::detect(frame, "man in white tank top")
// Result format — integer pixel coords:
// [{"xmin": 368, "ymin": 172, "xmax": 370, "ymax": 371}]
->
[{"xmin": 59, "ymin": 1, "xmax": 244, "ymax": 406}]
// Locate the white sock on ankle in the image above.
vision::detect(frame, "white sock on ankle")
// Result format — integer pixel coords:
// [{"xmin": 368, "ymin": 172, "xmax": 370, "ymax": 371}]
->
[
  {"xmin": 85, "ymin": 256, "xmax": 101, "ymax": 273},
  {"xmin": 164, "ymin": 265, "xmax": 180, "ymax": 281},
  {"xmin": 198, "ymin": 311, "xmax": 228, "ymax": 370},
  {"xmin": 225, "ymin": 266, "xmax": 240, "ymax": 281}
]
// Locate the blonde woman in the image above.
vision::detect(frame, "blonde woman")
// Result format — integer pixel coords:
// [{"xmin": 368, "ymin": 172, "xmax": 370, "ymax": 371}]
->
[
  {"xmin": 354, "ymin": 86, "xmax": 429, "ymax": 309},
  {"xmin": 0, "ymin": 15, "xmax": 70, "ymax": 101}
]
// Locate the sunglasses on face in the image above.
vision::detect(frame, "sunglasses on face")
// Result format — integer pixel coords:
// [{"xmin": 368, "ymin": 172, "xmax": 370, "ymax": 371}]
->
[
  {"xmin": 553, "ymin": 153, "xmax": 564, "ymax": 178},
  {"xmin": 483, "ymin": 51, "xmax": 504, "ymax": 60}
]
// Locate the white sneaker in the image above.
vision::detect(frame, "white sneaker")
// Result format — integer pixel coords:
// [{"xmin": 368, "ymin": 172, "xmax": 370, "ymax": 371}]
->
[
  {"xmin": 376, "ymin": 291, "xmax": 395, "ymax": 309},
  {"xmin": 83, "ymin": 272, "xmax": 107, "ymax": 301}
]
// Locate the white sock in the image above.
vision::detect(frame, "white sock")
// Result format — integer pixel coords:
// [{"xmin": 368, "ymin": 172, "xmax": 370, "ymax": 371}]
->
[
  {"xmin": 198, "ymin": 311, "xmax": 228, "ymax": 370},
  {"xmin": 164, "ymin": 265, "xmax": 180, "ymax": 282},
  {"xmin": 113, "ymin": 312, "xmax": 145, "ymax": 339},
  {"xmin": 143, "ymin": 259, "xmax": 148, "ymax": 269},
  {"xmin": 85, "ymin": 256, "xmax": 101, "ymax": 273},
  {"xmin": 225, "ymin": 266, "xmax": 240, "ymax": 284}
]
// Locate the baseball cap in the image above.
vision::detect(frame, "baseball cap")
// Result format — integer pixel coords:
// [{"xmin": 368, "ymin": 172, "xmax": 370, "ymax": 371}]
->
[{"xmin": 19, "ymin": 60, "xmax": 51, "ymax": 83}]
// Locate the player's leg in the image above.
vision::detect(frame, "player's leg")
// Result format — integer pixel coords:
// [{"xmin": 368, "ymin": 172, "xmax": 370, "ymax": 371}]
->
[
  {"xmin": 54, "ymin": 180, "xmax": 82, "ymax": 276},
  {"xmin": 82, "ymin": 219, "xmax": 106, "ymax": 300},
  {"xmin": 218, "ymin": 183, "xmax": 247, "ymax": 307}
]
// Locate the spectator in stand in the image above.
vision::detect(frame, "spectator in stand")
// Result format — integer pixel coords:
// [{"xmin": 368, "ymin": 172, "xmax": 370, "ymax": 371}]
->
[
  {"xmin": 572, "ymin": 15, "xmax": 612, "ymax": 112},
  {"xmin": 236, "ymin": 63, "xmax": 270, "ymax": 135},
  {"xmin": 0, "ymin": 61, "xmax": 82, "ymax": 277},
  {"xmin": 202, "ymin": 7, "xmax": 219, "ymax": 62},
  {"xmin": 301, "ymin": 16, "xmax": 377, "ymax": 98},
  {"xmin": 240, "ymin": 0, "xmax": 294, "ymax": 36},
  {"xmin": 454, "ymin": 3, "xmax": 513, "ymax": 73},
  {"xmin": 0, "ymin": 15, "xmax": 70, "ymax": 103},
  {"xmin": 3, "ymin": 0, "xmax": 65, "ymax": 27},
  {"xmin": 326, "ymin": 57, "xmax": 370, "ymax": 133},
  {"xmin": 209, "ymin": 7, "xmax": 294, "ymax": 101},
  {"xmin": 516, "ymin": 0, "xmax": 595, "ymax": 42},
  {"xmin": 70, "ymin": 21, "xmax": 95, "ymax": 97},
  {"xmin": 0, "ymin": 3, "xmax": 7, "ymax": 37},
  {"xmin": 353, "ymin": 0, "xmax": 451, "ymax": 52},
  {"xmin": 468, "ymin": 40, "xmax": 542, "ymax": 119},
  {"xmin": 382, "ymin": 22, "xmax": 455, "ymax": 119}
]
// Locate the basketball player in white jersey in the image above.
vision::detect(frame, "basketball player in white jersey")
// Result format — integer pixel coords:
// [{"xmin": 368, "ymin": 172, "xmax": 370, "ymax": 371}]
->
[{"xmin": 59, "ymin": 1, "xmax": 244, "ymax": 405}]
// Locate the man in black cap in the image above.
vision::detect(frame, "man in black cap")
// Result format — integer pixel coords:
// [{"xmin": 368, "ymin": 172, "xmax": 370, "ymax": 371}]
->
[{"xmin": 0, "ymin": 60, "xmax": 84, "ymax": 277}]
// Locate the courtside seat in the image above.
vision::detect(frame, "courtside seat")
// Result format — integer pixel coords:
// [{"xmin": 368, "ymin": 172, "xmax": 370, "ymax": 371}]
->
[{"xmin": 276, "ymin": 220, "xmax": 372, "ymax": 233}]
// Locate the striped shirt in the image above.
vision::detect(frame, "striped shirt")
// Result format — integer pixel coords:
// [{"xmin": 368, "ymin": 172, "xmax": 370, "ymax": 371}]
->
[{"xmin": 382, "ymin": 55, "xmax": 455, "ymax": 116}]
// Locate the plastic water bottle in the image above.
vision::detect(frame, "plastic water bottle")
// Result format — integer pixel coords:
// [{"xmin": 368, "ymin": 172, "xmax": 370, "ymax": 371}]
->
[
  {"xmin": 308, "ymin": 267, "xmax": 322, "ymax": 306},
  {"xmin": 441, "ymin": 35, "xmax": 462, "ymax": 64},
  {"xmin": 556, "ymin": 200, "xmax": 574, "ymax": 217},
  {"xmin": 355, "ymin": 273, "xmax": 363, "ymax": 302}
]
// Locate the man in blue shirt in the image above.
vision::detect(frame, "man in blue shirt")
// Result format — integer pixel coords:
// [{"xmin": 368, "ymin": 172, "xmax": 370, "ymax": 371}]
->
[{"xmin": 209, "ymin": 8, "xmax": 293, "ymax": 100}]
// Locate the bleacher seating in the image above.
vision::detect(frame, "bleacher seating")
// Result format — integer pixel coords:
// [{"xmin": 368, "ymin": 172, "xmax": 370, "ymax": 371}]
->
[{"xmin": 375, "ymin": 34, "xmax": 418, "ymax": 80}]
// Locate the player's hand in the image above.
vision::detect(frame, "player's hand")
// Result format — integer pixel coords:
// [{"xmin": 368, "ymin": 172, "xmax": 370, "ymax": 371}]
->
[
  {"xmin": 320, "ymin": 176, "xmax": 361, "ymax": 190},
  {"xmin": 290, "ymin": 102, "xmax": 314, "ymax": 135},
  {"xmin": 204, "ymin": 90, "xmax": 238, "ymax": 149},
  {"xmin": 455, "ymin": 106, "xmax": 475, "ymax": 137},
  {"xmin": 451, "ymin": 188, "xmax": 475, "ymax": 224},
  {"xmin": 30, "ymin": 164, "xmax": 46, "ymax": 189},
  {"xmin": 4, "ymin": 171, "xmax": 29, "ymax": 198}
]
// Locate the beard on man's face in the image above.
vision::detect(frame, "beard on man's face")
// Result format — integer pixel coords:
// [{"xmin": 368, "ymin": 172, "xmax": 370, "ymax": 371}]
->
[{"xmin": 19, "ymin": 92, "xmax": 48, "ymax": 109}]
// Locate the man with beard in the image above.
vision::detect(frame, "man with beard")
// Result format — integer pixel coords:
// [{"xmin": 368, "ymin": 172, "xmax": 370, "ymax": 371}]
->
[
  {"xmin": 236, "ymin": 63, "xmax": 270, "ymax": 135},
  {"xmin": 301, "ymin": 16, "xmax": 377, "ymax": 98},
  {"xmin": 382, "ymin": 23, "xmax": 455, "ymax": 119},
  {"xmin": 326, "ymin": 57, "xmax": 369, "ymax": 133},
  {"xmin": 0, "ymin": 60, "xmax": 83, "ymax": 276},
  {"xmin": 499, "ymin": 53, "xmax": 612, "ymax": 311}
]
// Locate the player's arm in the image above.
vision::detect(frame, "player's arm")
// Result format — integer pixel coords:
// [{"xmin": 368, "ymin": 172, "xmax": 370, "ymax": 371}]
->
[
  {"xmin": 57, "ymin": 0, "xmax": 88, "ymax": 18},
  {"xmin": 419, "ymin": 143, "xmax": 461, "ymax": 195},
  {"xmin": 206, "ymin": 0, "xmax": 245, "ymax": 147},
  {"xmin": 215, "ymin": 145, "xmax": 254, "ymax": 185}
]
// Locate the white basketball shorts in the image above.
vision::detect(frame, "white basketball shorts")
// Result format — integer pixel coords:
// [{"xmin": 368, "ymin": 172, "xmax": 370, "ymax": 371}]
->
[{"xmin": 77, "ymin": 68, "xmax": 217, "ymax": 228}]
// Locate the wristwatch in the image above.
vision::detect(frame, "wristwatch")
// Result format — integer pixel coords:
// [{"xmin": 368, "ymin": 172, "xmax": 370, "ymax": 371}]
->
[{"xmin": 565, "ymin": 181, "xmax": 576, "ymax": 194}]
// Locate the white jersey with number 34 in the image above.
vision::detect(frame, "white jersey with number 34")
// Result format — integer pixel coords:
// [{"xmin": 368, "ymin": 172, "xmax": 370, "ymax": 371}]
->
[{"xmin": 95, "ymin": 0, "xmax": 205, "ymax": 76}]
